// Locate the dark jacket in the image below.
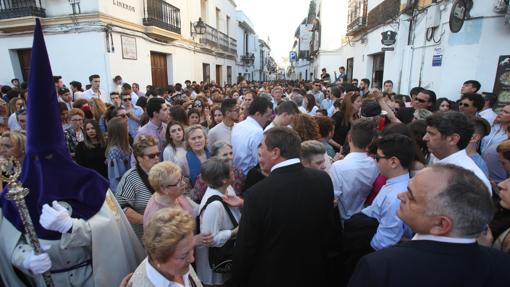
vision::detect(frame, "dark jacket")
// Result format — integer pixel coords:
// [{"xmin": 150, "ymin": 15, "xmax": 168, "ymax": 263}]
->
[
  {"xmin": 348, "ymin": 239, "xmax": 510, "ymax": 287},
  {"xmin": 232, "ymin": 162, "xmax": 343, "ymax": 287}
]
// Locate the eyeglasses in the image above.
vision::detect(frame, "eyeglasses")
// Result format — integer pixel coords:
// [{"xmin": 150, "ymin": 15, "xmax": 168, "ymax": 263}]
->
[
  {"xmin": 416, "ymin": 98, "xmax": 427, "ymax": 103},
  {"xmin": 193, "ymin": 103, "xmax": 202, "ymax": 108},
  {"xmin": 375, "ymin": 155, "xmax": 390, "ymax": 162},
  {"xmin": 123, "ymin": 98, "xmax": 131, "ymax": 102},
  {"xmin": 167, "ymin": 176, "xmax": 185, "ymax": 187},
  {"xmin": 143, "ymin": 152, "xmax": 160, "ymax": 159},
  {"xmin": 117, "ymin": 113, "xmax": 128, "ymax": 118}
]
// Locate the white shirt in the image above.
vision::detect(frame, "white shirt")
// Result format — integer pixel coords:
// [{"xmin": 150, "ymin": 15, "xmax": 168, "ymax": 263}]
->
[
  {"xmin": 479, "ymin": 108, "xmax": 497, "ymax": 126},
  {"xmin": 196, "ymin": 187, "xmax": 240, "ymax": 285},
  {"xmin": 330, "ymin": 152, "xmax": 379, "ymax": 220},
  {"xmin": 271, "ymin": 158, "xmax": 301, "ymax": 172},
  {"xmin": 80, "ymin": 88, "xmax": 109, "ymax": 103},
  {"xmin": 480, "ymin": 124, "xmax": 507, "ymax": 153},
  {"xmin": 232, "ymin": 116, "xmax": 264, "ymax": 175},
  {"xmin": 412, "ymin": 234, "xmax": 476, "ymax": 244},
  {"xmin": 437, "ymin": 149, "xmax": 492, "ymax": 194},
  {"xmin": 146, "ymin": 258, "xmax": 192, "ymax": 287},
  {"xmin": 207, "ymin": 122, "xmax": 233, "ymax": 151}
]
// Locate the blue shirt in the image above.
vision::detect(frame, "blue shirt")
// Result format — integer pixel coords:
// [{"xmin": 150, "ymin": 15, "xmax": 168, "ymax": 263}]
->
[
  {"xmin": 362, "ymin": 173, "xmax": 410, "ymax": 250},
  {"xmin": 470, "ymin": 153, "xmax": 489, "ymax": 178}
]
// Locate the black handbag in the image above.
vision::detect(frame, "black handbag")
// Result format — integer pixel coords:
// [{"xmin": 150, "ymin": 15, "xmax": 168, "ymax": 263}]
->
[{"xmin": 198, "ymin": 195, "xmax": 238, "ymax": 273}]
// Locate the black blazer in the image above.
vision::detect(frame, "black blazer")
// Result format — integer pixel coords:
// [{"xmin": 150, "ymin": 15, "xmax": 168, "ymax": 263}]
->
[
  {"xmin": 232, "ymin": 162, "xmax": 343, "ymax": 287},
  {"xmin": 348, "ymin": 239, "xmax": 510, "ymax": 287}
]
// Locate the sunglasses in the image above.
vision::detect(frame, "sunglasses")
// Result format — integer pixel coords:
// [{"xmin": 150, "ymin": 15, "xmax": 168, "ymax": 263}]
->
[
  {"xmin": 144, "ymin": 152, "xmax": 160, "ymax": 159},
  {"xmin": 416, "ymin": 98, "xmax": 427, "ymax": 103},
  {"xmin": 460, "ymin": 103, "xmax": 471, "ymax": 107},
  {"xmin": 123, "ymin": 98, "xmax": 132, "ymax": 101},
  {"xmin": 117, "ymin": 114, "xmax": 128, "ymax": 118}
]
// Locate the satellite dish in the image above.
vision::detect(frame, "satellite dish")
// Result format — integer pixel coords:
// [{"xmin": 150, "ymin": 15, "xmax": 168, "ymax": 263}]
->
[{"xmin": 449, "ymin": 0, "xmax": 467, "ymax": 33}]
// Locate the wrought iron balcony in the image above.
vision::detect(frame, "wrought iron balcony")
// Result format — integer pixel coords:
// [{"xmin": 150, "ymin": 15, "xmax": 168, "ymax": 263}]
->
[
  {"xmin": 199, "ymin": 23, "xmax": 237, "ymax": 55},
  {"xmin": 143, "ymin": 0, "xmax": 181, "ymax": 34},
  {"xmin": 0, "ymin": 0, "xmax": 45, "ymax": 20},
  {"xmin": 241, "ymin": 53, "xmax": 255, "ymax": 65},
  {"xmin": 346, "ymin": 16, "xmax": 367, "ymax": 35}
]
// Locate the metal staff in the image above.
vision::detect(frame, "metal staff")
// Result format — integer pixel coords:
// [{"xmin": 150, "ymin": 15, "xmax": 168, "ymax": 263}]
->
[{"xmin": 1, "ymin": 159, "xmax": 54, "ymax": 287}]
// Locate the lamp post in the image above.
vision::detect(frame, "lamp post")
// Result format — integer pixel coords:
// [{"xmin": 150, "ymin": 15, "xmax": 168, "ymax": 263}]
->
[{"xmin": 191, "ymin": 17, "xmax": 206, "ymax": 37}]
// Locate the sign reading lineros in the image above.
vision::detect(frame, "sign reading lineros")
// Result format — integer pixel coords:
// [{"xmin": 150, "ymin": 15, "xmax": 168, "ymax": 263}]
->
[
  {"xmin": 494, "ymin": 55, "xmax": 510, "ymax": 108},
  {"xmin": 381, "ymin": 31, "xmax": 397, "ymax": 46},
  {"xmin": 113, "ymin": 0, "xmax": 135, "ymax": 12}
]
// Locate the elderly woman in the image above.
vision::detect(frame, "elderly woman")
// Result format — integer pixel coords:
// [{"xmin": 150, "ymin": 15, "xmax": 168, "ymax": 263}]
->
[
  {"xmin": 196, "ymin": 158, "xmax": 241, "ymax": 286},
  {"xmin": 130, "ymin": 208, "xmax": 203, "ymax": 286},
  {"xmin": 143, "ymin": 161, "xmax": 213, "ymax": 247},
  {"xmin": 192, "ymin": 141, "xmax": 247, "ymax": 202},
  {"xmin": 115, "ymin": 134, "xmax": 160, "ymax": 241},
  {"xmin": 64, "ymin": 108, "xmax": 85, "ymax": 158},
  {"xmin": 176, "ymin": 125, "xmax": 210, "ymax": 187}
]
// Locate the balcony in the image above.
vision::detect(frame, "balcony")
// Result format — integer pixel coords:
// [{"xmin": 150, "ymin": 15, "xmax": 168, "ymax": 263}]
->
[
  {"xmin": 346, "ymin": 16, "xmax": 367, "ymax": 36},
  {"xmin": 143, "ymin": 0, "xmax": 181, "ymax": 34},
  {"xmin": 199, "ymin": 23, "xmax": 237, "ymax": 55},
  {"xmin": 240, "ymin": 53, "xmax": 255, "ymax": 66},
  {"xmin": 0, "ymin": 0, "xmax": 45, "ymax": 20}
]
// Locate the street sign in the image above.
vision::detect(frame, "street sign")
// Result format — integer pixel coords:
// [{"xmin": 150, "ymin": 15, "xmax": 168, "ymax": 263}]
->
[
  {"xmin": 289, "ymin": 51, "xmax": 297, "ymax": 62},
  {"xmin": 381, "ymin": 31, "xmax": 397, "ymax": 46},
  {"xmin": 432, "ymin": 47, "xmax": 443, "ymax": 67}
]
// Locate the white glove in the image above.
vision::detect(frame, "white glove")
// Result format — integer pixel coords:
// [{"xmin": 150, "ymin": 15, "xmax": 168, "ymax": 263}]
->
[
  {"xmin": 22, "ymin": 246, "xmax": 52, "ymax": 275},
  {"xmin": 39, "ymin": 201, "xmax": 73, "ymax": 233}
]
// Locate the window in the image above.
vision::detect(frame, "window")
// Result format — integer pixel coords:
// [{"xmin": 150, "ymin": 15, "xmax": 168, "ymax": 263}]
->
[{"xmin": 203, "ymin": 63, "xmax": 210, "ymax": 82}]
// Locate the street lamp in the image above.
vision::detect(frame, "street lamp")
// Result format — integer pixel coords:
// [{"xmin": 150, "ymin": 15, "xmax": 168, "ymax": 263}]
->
[{"xmin": 191, "ymin": 17, "xmax": 206, "ymax": 37}]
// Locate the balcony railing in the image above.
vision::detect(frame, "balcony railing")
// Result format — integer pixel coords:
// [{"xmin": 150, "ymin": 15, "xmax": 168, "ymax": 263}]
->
[
  {"xmin": 0, "ymin": 0, "xmax": 45, "ymax": 19},
  {"xmin": 241, "ymin": 53, "xmax": 255, "ymax": 65},
  {"xmin": 143, "ymin": 0, "xmax": 181, "ymax": 34},
  {"xmin": 346, "ymin": 16, "xmax": 367, "ymax": 35},
  {"xmin": 199, "ymin": 23, "xmax": 237, "ymax": 55}
]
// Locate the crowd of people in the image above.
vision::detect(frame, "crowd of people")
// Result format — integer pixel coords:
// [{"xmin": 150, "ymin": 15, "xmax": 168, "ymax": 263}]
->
[{"xmin": 2, "ymin": 49, "xmax": 510, "ymax": 286}]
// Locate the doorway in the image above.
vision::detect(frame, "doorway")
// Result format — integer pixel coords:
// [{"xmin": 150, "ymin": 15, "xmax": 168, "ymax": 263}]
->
[
  {"xmin": 346, "ymin": 57, "xmax": 354, "ymax": 83},
  {"xmin": 371, "ymin": 53, "xmax": 385, "ymax": 89},
  {"xmin": 203, "ymin": 63, "xmax": 210, "ymax": 82},
  {"xmin": 17, "ymin": 49, "xmax": 32, "ymax": 82},
  {"xmin": 150, "ymin": 52, "xmax": 168, "ymax": 88},
  {"xmin": 215, "ymin": 65, "xmax": 222, "ymax": 85}
]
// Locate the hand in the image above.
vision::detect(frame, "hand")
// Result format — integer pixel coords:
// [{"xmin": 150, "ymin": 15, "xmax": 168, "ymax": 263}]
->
[
  {"xmin": 231, "ymin": 227, "xmax": 239, "ymax": 238},
  {"xmin": 371, "ymin": 88, "xmax": 383, "ymax": 101},
  {"xmin": 333, "ymin": 152, "xmax": 344, "ymax": 161},
  {"xmin": 39, "ymin": 201, "xmax": 73, "ymax": 233},
  {"xmin": 119, "ymin": 273, "xmax": 133, "ymax": 287},
  {"xmin": 22, "ymin": 246, "xmax": 52, "ymax": 275},
  {"xmin": 194, "ymin": 233, "xmax": 214, "ymax": 247},
  {"xmin": 477, "ymin": 226, "xmax": 494, "ymax": 247},
  {"xmin": 222, "ymin": 195, "xmax": 244, "ymax": 208}
]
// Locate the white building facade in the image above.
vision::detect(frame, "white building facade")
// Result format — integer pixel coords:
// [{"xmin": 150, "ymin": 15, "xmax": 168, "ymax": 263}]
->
[
  {"xmin": 0, "ymin": 0, "xmax": 269, "ymax": 91},
  {"xmin": 294, "ymin": 0, "xmax": 510, "ymax": 101}
]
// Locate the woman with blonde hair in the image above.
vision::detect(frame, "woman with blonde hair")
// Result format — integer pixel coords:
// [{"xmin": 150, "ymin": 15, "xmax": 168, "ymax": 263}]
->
[
  {"xmin": 175, "ymin": 125, "xmax": 210, "ymax": 187},
  {"xmin": 116, "ymin": 134, "xmax": 160, "ymax": 241},
  {"xmin": 0, "ymin": 130, "xmax": 26, "ymax": 163},
  {"xmin": 106, "ymin": 117, "xmax": 131, "ymax": 192},
  {"xmin": 130, "ymin": 208, "xmax": 203, "ymax": 286},
  {"xmin": 88, "ymin": 97, "xmax": 107, "ymax": 121}
]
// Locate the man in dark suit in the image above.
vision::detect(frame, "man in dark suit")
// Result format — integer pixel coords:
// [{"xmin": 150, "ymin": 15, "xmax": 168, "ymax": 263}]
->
[
  {"xmin": 232, "ymin": 127, "xmax": 342, "ymax": 287},
  {"xmin": 348, "ymin": 164, "xmax": 510, "ymax": 287}
]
